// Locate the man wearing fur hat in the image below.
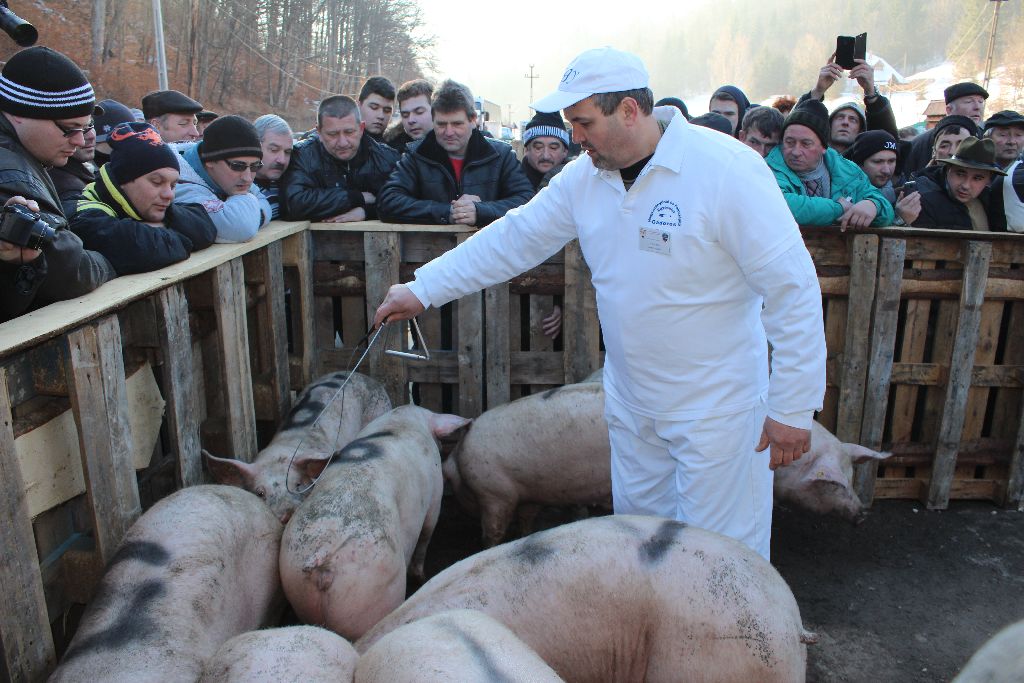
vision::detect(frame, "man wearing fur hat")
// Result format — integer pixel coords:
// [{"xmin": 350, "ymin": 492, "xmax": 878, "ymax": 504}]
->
[
  {"xmin": 70, "ymin": 122, "xmax": 216, "ymax": 275},
  {"xmin": 912, "ymin": 137, "xmax": 1006, "ymax": 231},
  {"xmin": 0, "ymin": 46, "xmax": 114, "ymax": 322},
  {"xmin": 174, "ymin": 114, "xmax": 272, "ymax": 242},
  {"xmin": 766, "ymin": 99, "xmax": 894, "ymax": 228}
]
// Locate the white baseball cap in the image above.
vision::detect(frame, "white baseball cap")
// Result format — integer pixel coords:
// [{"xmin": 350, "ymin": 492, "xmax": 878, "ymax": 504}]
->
[{"xmin": 531, "ymin": 47, "xmax": 650, "ymax": 113}]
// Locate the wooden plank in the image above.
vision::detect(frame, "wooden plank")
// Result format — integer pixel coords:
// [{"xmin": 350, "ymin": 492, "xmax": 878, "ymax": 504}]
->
[
  {"xmin": 835, "ymin": 233, "xmax": 879, "ymax": 445},
  {"xmin": 155, "ymin": 285, "xmax": 203, "ymax": 487},
  {"xmin": 283, "ymin": 230, "xmax": 320, "ymax": 386},
  {"xmin": 921, "ymin": 299, "xmax": 960, "ymax": 440},
  {"xmin": 364, "ymin": 231, "xmax": 405, "ymax": 406},
  {"xmin": 485, "ymin": 283, "xmax": 511, "ymax": 409},
  {"xmin": 415, "ymin": 306, "xmax": 443, "ymax": 410},
  {"xmin": 960, "ymin": 300, "xmax": 1003, "ymax": 441},
  {"xmin": 212, "ymin": 259, "xmax": 258, "ymax": 462},
  {"xmin": 1007, "ymin": 393, "xmax": 1024, "ymax": 510},
  {"xmin": 819, "ymin": 297, "xmax": 847, "ymax": 432},
  {"xmin": 67, "ymin": 316, "xmax": 141, "ymax": 564},
  {"xmin": 562, "ymin": 240, "xmax": 601, "ymax": 383},
  {"xmin": 857, "ymin": 238, "xmax": 906, "ymax": 504},
  {"xmin": 455, "ymin": 235, "xmax": 484, "ymax": 417},
  {"xmin": 0, "ymin": 367, "xmax": 56, "ymax": 683},
  {"xmin": 890, "ymin": 260, "xmax": 934, "ymax": 444},
  {"xmin": 528, "ymin": 295, "xmax": 556, "ymax": 393},
  {"xmin": 928, "ymin": 241, "xmax": 992, "ymax": 509},
  {"xmin": 341, "ymin": 297, "xmax": 367, "ymax": 349},
  {"xmin": 310, "ymin": 220, "xmax": 475, "ymax": 234},
  {"xmin": 257, "ymin": 242, "xmax": 291, "ymax": 424}
]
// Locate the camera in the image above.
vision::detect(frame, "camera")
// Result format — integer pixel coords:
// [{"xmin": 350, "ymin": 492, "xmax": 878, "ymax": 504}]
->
[
  {"xmin": 0, "ymin": 1, "xmax": 36, "ymax": 46},
  {"xmin": 0, "ymin": 203, "xmax": 56, "ymax": 249},
  {"xmin": 901, "ymin": 181, "xmax": 917, "ymax": 195}
]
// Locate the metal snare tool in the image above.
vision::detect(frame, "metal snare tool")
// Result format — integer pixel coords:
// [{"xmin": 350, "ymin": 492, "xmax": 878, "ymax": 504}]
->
[{"xmin": 384, "ymin": 316, "xmax": 431, "ymax": 361}]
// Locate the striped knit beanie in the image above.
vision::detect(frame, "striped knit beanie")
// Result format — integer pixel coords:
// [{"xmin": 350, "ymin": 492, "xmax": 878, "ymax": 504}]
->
[
  {"xmin": 0, "ymin": 47, "xmax": 95, "ymax": 119},
  {"xmin": 198, "ymin": 115, "xmax": 263, "ymax": 162},
  {"xmin": 523, "ymin": 111, "xmax": 569, "ymax": 148}
]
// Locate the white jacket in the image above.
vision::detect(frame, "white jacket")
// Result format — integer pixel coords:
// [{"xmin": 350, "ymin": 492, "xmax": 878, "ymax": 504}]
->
[{"xmin": 408, "ymin": 110, "xmax": 826, "ymax": 429}]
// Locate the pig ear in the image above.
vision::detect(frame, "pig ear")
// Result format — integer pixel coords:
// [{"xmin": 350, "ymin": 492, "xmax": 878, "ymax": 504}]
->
[
  {"xmin": 431, "ymin": 413, "xmax": 472, "ymax": 438},
  {"xmin": 203, "ymin": 449, "xmax": 256, "ymax": 488},
  {"xmin": 843, "ymin": 444, "xmax": 892, "ymax": 464},
  {"xmin": 800, "ymin": 459, "xmax": 847, "ymax": 486},
  {"xmin": 292, "ymin": 454, "xmax": 332, "ymax": 483}
]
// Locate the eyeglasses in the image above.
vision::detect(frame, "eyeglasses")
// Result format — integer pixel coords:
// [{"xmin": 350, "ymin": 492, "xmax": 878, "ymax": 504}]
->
[
  {"xmin": 53, "ymin": 120, "xmax": 95, "ymax": 138},
  {"xmin": 222, "ymin": 159, "xmax": 264, "ymax": 172}
]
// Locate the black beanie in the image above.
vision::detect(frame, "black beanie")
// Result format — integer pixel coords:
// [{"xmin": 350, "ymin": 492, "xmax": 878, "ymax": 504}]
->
[
  {"xmin": 106, "ymin": 122, "xmax": 180, "ymax": 184},
  {"xmin": 690, "ymin": 112, "xmax": 733, "ymax": 136},
  {"xmin": 783, "ymin": 99, "xmax": 830, "ymax": 147},
  {"xmin": 843, "ymin": 130, "xmax": 899, "ymax": 166},
  {"xmin": 198, "ymin": 115, "xmax": 263, "ymax": 162},
  {"xmin": 94, "ymin": 99, "xmax": 136, "ymax": 143},
  {"xmin": 0, "ymin": 46, "xmax": 95, "ymax": 119},
  {"xmin": 656, "ymin": 97, "xmax": 690, "ymax": 120}
]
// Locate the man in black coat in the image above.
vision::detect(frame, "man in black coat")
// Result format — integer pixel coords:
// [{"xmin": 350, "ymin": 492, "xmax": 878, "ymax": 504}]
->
[
  {"xmin": 70, "ymin": 122, "xmax": 216, "ymax": 275},
  {"xmin": 281, "ymin": 95, "xmax": 400, "ymax": 222},
  {"xmin": 904, "ymin": 82, "xmax": 988, "ymax": 176},
  {"xmin": 912, "ymin": 137, "xmax": 1006, "ymax": 231},
  {"xmin": 377, "ymin": 79, "xmax": 533, "ymax": 227}
]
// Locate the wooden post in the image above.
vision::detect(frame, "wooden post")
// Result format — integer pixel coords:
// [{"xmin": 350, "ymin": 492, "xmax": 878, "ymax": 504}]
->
[
  {"xmin": 283, "ymin": 230, "xmax": 319, "ymax": 386},
  {"xmin": 0, "ymin": 368, "xmax": 56, "ymax": 683},
  {"xmin": 212, "ymin": 259, "xmax": 258, "ymax": 462},
  {"xmin": 927, "ymin": 241, "xmax": 992, "ymax": 510},
  {"xmin": 1008, "ymin": 397, "xmax": 1024, "ymax": 511},
  {"xmin": 455, "ymin": 234, "xmax": 483, "ymax": 417},
  {"xmin": 562, "ymin": 240, "xmax": 600, "ymax": 383},
  {"xmin": 67, "ymin": 315, "xmax": 142, "ymax": 564},
  {"xmin": 856, "ymin": 237, "xmax": 906, "ymax": 504},
  {"xmin": 485, "ymin": 283, "xmax": 511, "ymax": 409},
  {"xmin": 255, "ymin": 242, "xmax": 291, "ymax": 424},
  {"xmin": 155, "ymin": 284, "xmax": 203, "ymax": 487},
  {"xmin": 835, "ymin": 233, "xmax": 879, "ymax": 445},
  {"xmin": 364, "ymin": 231, "xmax": 405, "ymax": 406}
]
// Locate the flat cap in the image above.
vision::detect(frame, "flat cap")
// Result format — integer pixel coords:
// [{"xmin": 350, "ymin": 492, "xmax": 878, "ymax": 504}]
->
[
  {"xmin": 141, "ymin": 89, "xmax": 202, "ymax": 120},
  {"xmin": 943, "ymin": 82, "xmax": 988, "ymax": 104},
  {"xmin": 984, "ymin": 110, "xmax": 1024, "ymax": 129}
]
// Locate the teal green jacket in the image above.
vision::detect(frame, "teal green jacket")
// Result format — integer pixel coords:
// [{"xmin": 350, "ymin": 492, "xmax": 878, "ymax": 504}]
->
[{"xmin": 766, "ymin": 146, "xmax": 895, "ymax": 227}]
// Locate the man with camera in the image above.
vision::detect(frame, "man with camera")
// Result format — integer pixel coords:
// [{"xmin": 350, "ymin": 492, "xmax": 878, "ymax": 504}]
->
[{"xmin": 0, "ymin": 46, "xmax": 113, "ymax": 323}]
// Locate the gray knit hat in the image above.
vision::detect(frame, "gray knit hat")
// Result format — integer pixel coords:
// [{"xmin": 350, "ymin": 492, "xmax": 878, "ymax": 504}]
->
[{"xmin": 0, "ymin": 46, "xmax": 94, "ymax": 119}]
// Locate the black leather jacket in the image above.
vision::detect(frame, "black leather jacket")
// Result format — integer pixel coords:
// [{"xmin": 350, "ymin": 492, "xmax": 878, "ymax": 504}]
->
[
  {"xmin": 377, "ymin": 129, "xmax": 533, "ymax": 226},
  {"xmin": 911, "ymin": 165, "xmax": 1004, "ymax": 231},
  {"xmin": 281, "ymin": 132, "xmax": 400, "ymax": 221}
]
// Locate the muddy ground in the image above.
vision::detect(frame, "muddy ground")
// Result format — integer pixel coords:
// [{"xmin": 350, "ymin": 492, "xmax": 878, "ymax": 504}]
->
[{"xmin": 423, "ymin": 497, "xmax": 1024, "ymax": 683}]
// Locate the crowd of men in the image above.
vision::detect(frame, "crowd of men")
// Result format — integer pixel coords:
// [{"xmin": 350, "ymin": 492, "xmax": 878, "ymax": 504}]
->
[{"xmin": 1, "ymin": 45, "xmax": 1023, "ymax": 323}]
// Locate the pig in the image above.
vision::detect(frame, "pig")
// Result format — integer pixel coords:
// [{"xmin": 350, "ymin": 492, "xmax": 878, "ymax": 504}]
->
[
  {"xmin": 204, "ymin": 371, "xmax": 391, "ymax": 523},
  {"xmin": 199, "ymin": 626, "xmax": 358, "ymax": 683},
  {"xmin": 49, "ymin": 486, "xmax": 283, "ymax": 683},
  {"xmin": 357, "ymin": 515, "xmax": 814, "ymax": 682},
  {"xmin": 445, "ymin": 381, "xmax": 611, "ymax": 546},
  {"xmin": 953, "ymin": 618, "xmax": 1024, "ymax": 683},
  {"xmin": 355, "ymin": 609, "xmax": 565, "ymax": 683},
  {"xmin": 280, "ymin": 405, "xmax": 471, "ymax": 641},
  {"xmin": 773, "ymin": 421, "xmax": 891, "ymax": 522}
]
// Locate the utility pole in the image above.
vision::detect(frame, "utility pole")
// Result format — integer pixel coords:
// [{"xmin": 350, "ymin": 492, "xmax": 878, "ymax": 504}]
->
[
  {"xmin": 524, "ymin": 64, "xmax": 539, "ymax": 108},
  {"xmin": 983, "ymin": 0, "xmax": 1006, "ymax": 90},
  {"xmin": 152, "ymin": 0, "xmax": 169, "ymax": 90}
]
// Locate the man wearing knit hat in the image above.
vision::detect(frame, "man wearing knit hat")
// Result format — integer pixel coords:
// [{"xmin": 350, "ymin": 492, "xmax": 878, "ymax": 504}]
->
[
  {"xmin": 142, "ymin": 89, "xmax": 203, "ymax": 143},
  {"xmin": 373, "ymin": 46, "xmax": 828, "ymax": 561},
  {"xmin": 708, "ymin": 85, "xmax": 750, "ymax": 137},
  {"xmin": 844, "ymin": 130, "xmax": 920, "ymax": 226},
  {"xmin": 70, "ymin": 122, "xmax": 216, "ymax": 275},
  {"xmin": 92, "ymin": 99, "xmax": 136, "ymax": 167},
  {"xmin": 765, "ymin": 99, "xmax": 894, "ymax": 228},
  {"xmin": 0, "ymin": 46, "xmax": 114, "ymax": 322},
  {"xmin": 904, "ymin": 82, "xmax": 988, "ymax": 175},
  {"xmin": 520, "ymin": 111, "xmax": 571, "ymax": 192},
  {"xmin": 174, "ymin": 114, "xmax": 271, "ymax": 242}
]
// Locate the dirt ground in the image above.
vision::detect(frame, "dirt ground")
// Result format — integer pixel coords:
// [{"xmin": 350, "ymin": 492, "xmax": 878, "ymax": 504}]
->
[{"xmin": 423, "ymin": 497, "xmax": 1024, "ymax": 683}]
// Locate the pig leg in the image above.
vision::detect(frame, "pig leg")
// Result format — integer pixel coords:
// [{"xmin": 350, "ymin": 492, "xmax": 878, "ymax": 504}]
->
[
  {"xmin": 410, "ymin": 497, "xmax": 441, "ymax": 582},
  {"xmin": 517, "ymin": 504, "xmax": 541, "ymax": 537},
  {"xmin": 480, "ymin": 498, "xmax": 517, "ymax": 547}
]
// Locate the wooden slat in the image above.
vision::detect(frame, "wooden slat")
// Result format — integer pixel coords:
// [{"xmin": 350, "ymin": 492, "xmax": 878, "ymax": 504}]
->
[
  {"xmin": 1008, "ymin": 395, "xmax": 1024, "ymax": 510},
  {"xmin": 363, "ymin": 231, "xmax": 405, "ymax": 406},
  {"xmin": 485, "ymin": 283, "xmax": 511, "ymax": 409},
  {"xmin": 67, "ymin": 315, "xmax": 141, "ymax": 564},
  {"xmin": 960, "ymin": 300, "xmax": 1003, "ymax": 441},
  {"xmin": 414, "ymin": 306, "xmax": 443, "ymax": 410},
  {"xmin": 155, "ymin": 285, "xmax": 202, "ymax": 488},
  {"xmin": 928, "ymin": 241, "xmax": 992, "ymax": 509},
  {"xmin": 257, "ymin": 242, "xmax": 291, "ymax": 424},
  {"xmin": 920, "ymin": 299, "xmax": 960, "ymax": 440},
  {"xmin": 562, "ymin": 240, "xmax": 600, "ymax": 383},
  {"xmin": 835, "ymin": 233, "xmax": 879, "ymax": 444},
  {"xmin": 0, "ymin": 367, "xmax": 56, "ymax": 682},
  {"xmin": 212, "ymin": 259, "xmax": 258, "ymax": 462},
  {"xmin": 528, "ymin": 295, "xmax": 557, "ymax": 393},
  {"xmin": 890, "ymin": 261, "xmax": 935, "ymax": 443},
  {"xmin": 455, "ymin": 235, "xmax": 483, "ymax": 417},
  {"xmin": 283, "ymin": 230, "xmax": 320, "ymax": 386},
  {"xmin": 341, "ymin": 297, "xmax": 366, "ymax": 349},
  {"xmin": 819, "ymin": 297, "xmax": 847, "ymax": 432},
  {"xmin": 857, "ymin": 238, "xmax": 906, "ymax": 504}
]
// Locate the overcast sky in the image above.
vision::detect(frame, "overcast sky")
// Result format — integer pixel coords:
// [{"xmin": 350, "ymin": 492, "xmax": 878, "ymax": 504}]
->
[{"xmin": 414, "ymin": 0, "xmax": 710, "ymax": 125}]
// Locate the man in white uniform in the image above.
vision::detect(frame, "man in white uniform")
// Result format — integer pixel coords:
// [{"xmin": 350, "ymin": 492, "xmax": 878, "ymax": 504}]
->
[{"xmin": 373, "ymin": 48, "xmax": 827, "ymax": 560}]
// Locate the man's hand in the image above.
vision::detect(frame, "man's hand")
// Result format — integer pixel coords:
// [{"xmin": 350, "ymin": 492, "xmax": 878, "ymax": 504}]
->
[
  {"xmin": 373, "ymin": 283, "xmax": 425, "ymax": 329},
  {"xmin": 896, "ymin": 190, "xmax": 921, "ymax": 226},
  {"xmin": 811, "ymin": 57, "xmax": 842, "ymax": 100},
  {"xmin": 322, "ymin": 207, "xmax": 367, "ymax": 223},
  {"xmin": 541, "ymin": 305, "xmax": 562, "ymax": 338},
  {"xmin": 850, "ymin": 58, "xmax": 875, "ymax": 97},
  {"xmin": 755, "ymin": 417, "xmax": 810, "ymax": 470},
  {"xmin": 450, "ymin": 194, "xmax": 479, "ymax": 226},
  {"xmin": 362, "ymin": 192, "xmax": 376, "ymax": 205},
  {"xmin": 839, "ymin": 200, "xmax": 877, "ymax": 230},
  {"xmin": 0, "ymin": 196, "xmax": 43, "ymax": 263}
]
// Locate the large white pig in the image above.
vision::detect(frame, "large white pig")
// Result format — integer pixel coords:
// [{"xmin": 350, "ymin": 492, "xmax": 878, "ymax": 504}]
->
[
  {"xmin": 204, "ymin": 371, "xmax": 391, "ymax": 523},
  {"xmin": 355, "ymin": 609, "xmax": 565, "ymax": 683},
  {"xmin": 444, "ymin": 381, "xmax": 610, "ymax": 546},
  {"xmin": 49, "ymin": 486, "xmax": 283, "ymax": 683},
  {"xmin": 280, "ymin": 405, "xmax": 470, "ymax": 640},
  {"xmin": 773, "ymin": 421, "xmax": 891, "ymax": 522},
  {"xmin": 199, "ymin": 625, "xmax": 358, "ymax": 683},
  {"xmin": 953, "ymin": 619, "xmax": 1024, "ymax": 683},
  {"xmin": 357, "ymin": 515, "xmax": 814, "ymax": 682}
]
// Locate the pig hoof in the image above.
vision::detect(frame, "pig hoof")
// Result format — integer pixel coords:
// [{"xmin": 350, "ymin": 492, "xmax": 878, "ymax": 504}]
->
[{"xmin": 800, "ymin": 629, "xmax": 819, "ymax": 645}]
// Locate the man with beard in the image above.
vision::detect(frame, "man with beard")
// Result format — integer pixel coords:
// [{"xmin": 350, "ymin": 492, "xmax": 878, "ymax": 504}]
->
[
  {"xmin": 253, "ymin": 114, "xmax": 294, "ymax": 220},
  {"xmin": 372, "ymin": 48, "xmax": 827, "ymax": 561},
  {"xmin": 844, "ymin": 130, "xmax": 920, "ymax": 226}
]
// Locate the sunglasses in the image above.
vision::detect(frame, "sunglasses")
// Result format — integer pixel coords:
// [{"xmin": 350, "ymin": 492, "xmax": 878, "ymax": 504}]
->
[
  {"xmin": 53, "ymin": 120, "xmax": 95, "ymax": 138},
  {"xmin": 222, "ymin": 159, "xmax": 264, "ymax": 172}
]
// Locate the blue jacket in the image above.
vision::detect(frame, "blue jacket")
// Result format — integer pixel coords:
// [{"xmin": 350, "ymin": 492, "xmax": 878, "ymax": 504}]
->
[{"xmin": 766, "ymin": 146, "xmax": 895, "ymax": 227}]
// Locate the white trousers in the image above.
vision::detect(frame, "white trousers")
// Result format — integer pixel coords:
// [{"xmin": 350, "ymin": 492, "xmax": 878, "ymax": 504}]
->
[{"xmin": 604, "ymin": 393, "xmax": 774, "ymax": 560}]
